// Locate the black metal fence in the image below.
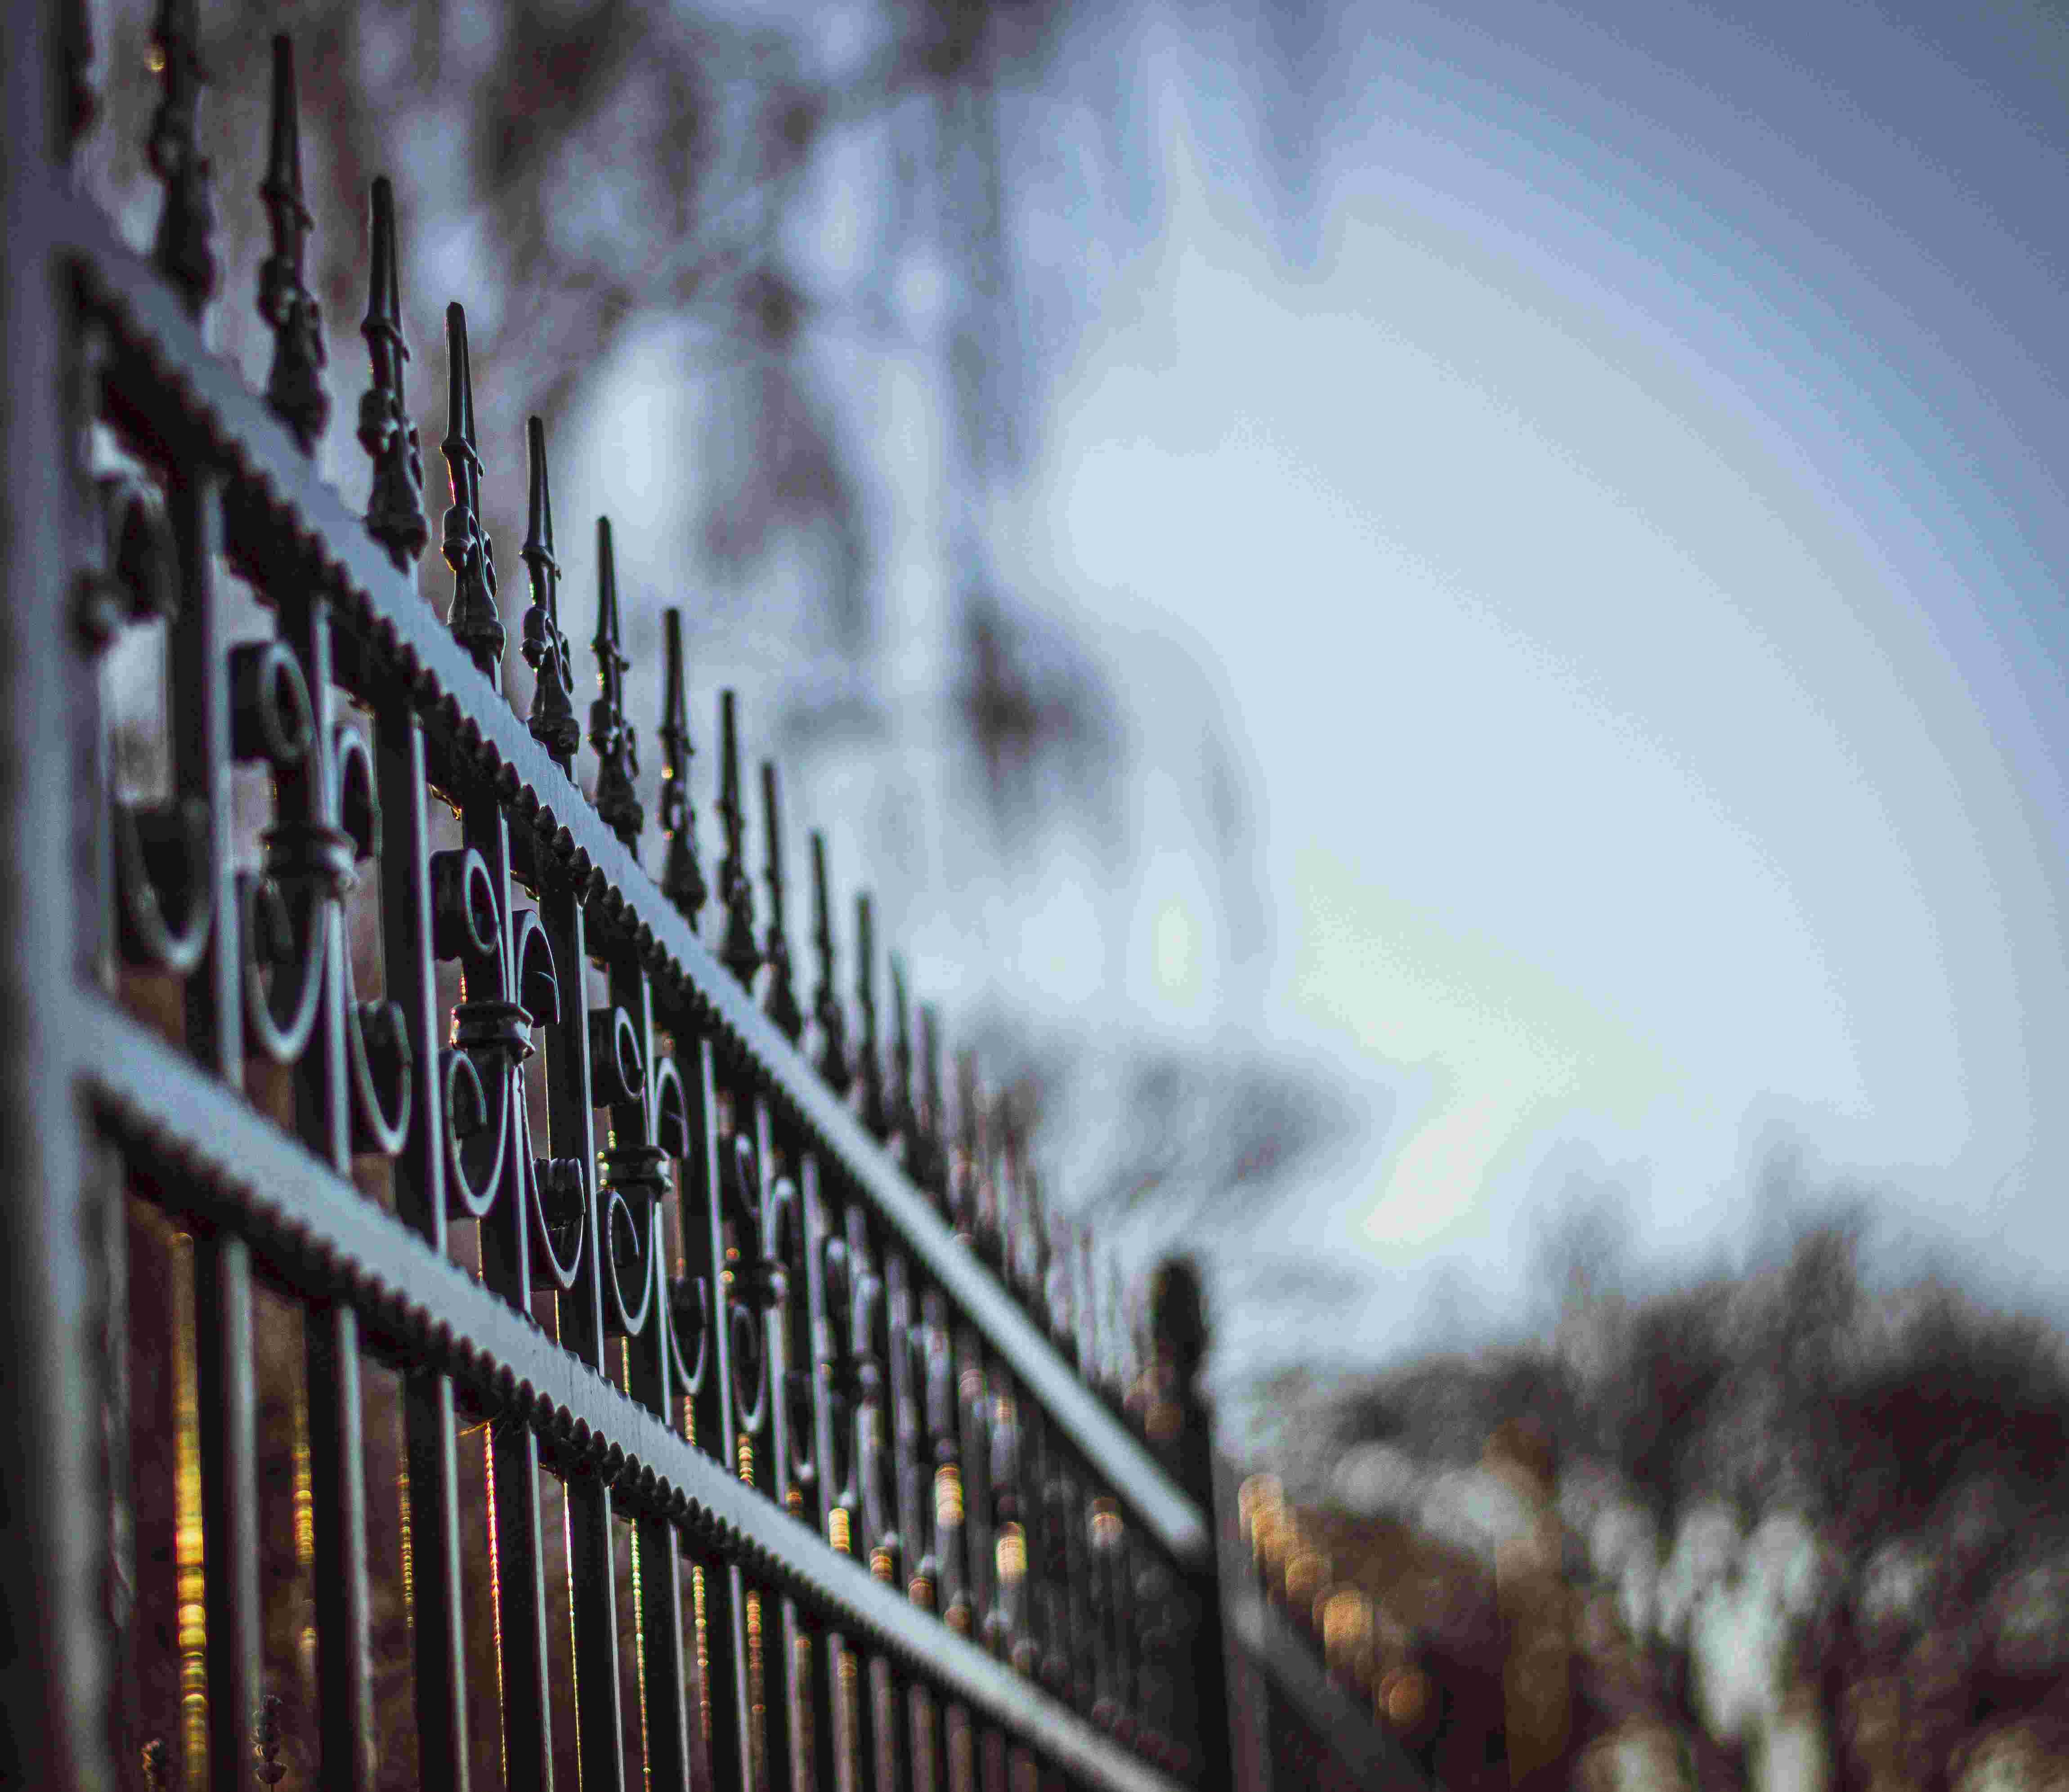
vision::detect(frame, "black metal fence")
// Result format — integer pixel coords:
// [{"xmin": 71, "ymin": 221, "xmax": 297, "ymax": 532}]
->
[{"xmin": 0, "ymin": 4, "xmax": 1272, "ymax": 1788}]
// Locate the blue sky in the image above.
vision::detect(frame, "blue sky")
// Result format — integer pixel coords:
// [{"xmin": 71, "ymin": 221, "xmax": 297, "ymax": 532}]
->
[{"xmin": 1024, "ymin": 0, "xmax": 2069, "ymax": 1350}]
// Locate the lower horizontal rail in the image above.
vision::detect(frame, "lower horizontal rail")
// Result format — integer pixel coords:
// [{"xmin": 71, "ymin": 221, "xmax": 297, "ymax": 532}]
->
[{"xmin": 76, "ymin": 992, "xmax": 1185, "ymax": 1792}]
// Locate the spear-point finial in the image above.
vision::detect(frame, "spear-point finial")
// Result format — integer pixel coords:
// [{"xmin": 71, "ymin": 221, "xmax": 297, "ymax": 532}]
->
[
  {"xmin": 441, "ymin": 304, "xmax": 502, "ymax": 680},
  {"xmin": 808, "ymin": 833, "xmax": 851, "ymax": 1093},
  {"xmin": 854, "ymin": 894, "xmax": 888, "ymax": 1137},
  {"xmin": 657, "ymin": 609, "xmax": 706, "ymax": 923},
  {"xmin": 518, "ymin": 418, "xmax": 580, "ymax": 767},
  {"xmin": 256, "ymin": 36, "xmax": 328, "ymax": 453},
  {"xmin": 359, "ymin": 177, "xmax": 427, "ymax": 571},
  {"xmin": 148, "ymin": 0, "xmax": 217, "ymax": 317},
  {"xmin": 759, "ymin": 763, "xmax": 803, "ymax": 1040},
  {"xmin": 888, "ymin": 957, "xmax": 918, "ymax": 1168},
  {"xmin": 917, "ymin": 1004, "xmax": 949, "ymax": 1202},
  {"xmin": 953, "ymin": 1048, "xmax": 986, "ymax": 1249},
  {"xmin": 588, "ymin": 518, "xmax": 644, "ymax": 849},
  {"xmin": 715, "ymin": 692, "xmax": 760, "ymax": 986}
]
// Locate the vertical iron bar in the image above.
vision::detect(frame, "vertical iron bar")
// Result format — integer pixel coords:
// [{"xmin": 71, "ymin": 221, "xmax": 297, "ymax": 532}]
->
[
  {"xmin": 167, "ymin": 467, "xmax": 260, "ymax": 1792},
  {"xmin": 618, "ymin": 952, "xmax": 693, "ymax": 1792},
  {"xmin": 467, "ymin": 788, "xmax": 555, "ymax": 1792},
  {"xmin": 305, "ymin": 1309, "xmax": 372, "ymax": 1786},
  {"xmin": 849, "ymin": 1207, "xmax": 899, "ymax": 1792},
  {"xmin": 277, "ymin": 567, "xmax": 378, "ymax": 1791},
  {"xmin": 542, "ymin": 873, "xmax": 627, "ymax": 1792},
  {"xmin": 798, "ymin": 1158, "xmax": 846, "ymax": 1792},
  {"xmin": 752, "ymin": 1095, "xmax": 802, "ymax": 1792},
  {"xmin": 692, "ymin": 1039, "xmax": 752, "ymax": 1792},
  {"xmin": 375, "ymin": 701, "xmax": 470, "ymax": 1791},
  {"xmin": 191, "ymin": 1232, "xmax": 258, "ymax": 1792}
]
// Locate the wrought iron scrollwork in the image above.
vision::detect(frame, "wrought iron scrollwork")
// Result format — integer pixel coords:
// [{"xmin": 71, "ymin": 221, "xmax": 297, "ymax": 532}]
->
[
  {"xmin": 81, "ymin": 470, "xmax": 179, "ymax": 649},
  {"xmin": 230, "ymin": 640, "xmax": 331, "ymax": 1065},
  {"xmin": 425, "ymin": 843, "xmax": 569, "ymax": 1272},
  {"xmin": 114, "ymin": 794, "xmax": 211, "ymax": 974},
  {"xmin": 716, "ymin": 1129, "xmax": 785, "ymax": 1433},
  {"xmin": 646, "ymin": 1051, "xmax": 706, "ymax": 1399},
  {"xmin": 94, "ymin": 461, "xmax": 210, "ymax": 974},
  {"xmin": 589, "ymin": 1003, "xmax": 657, "ymax": 1336},
  {"xmin": 329, "ymin": 727, "xmax": 411, "ymax": 1156}
]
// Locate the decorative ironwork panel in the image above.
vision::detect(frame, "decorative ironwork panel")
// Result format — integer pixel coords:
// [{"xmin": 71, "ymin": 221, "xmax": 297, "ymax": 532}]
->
[{"xmin": 0, "ymin": 4, "xmax": 1259, "ymax": 1789}]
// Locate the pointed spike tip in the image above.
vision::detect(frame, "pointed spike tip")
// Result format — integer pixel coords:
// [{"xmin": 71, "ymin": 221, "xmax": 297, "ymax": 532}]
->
[{"xmin": 761, "ymin": 761, "xmax": 784, "ymax": 878}]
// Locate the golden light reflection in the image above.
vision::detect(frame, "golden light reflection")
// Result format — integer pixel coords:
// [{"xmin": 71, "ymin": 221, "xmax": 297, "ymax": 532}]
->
[
  {"xmin": 1321, "ymin": 1588, "xmax": 1372, "ymax": 1675},
  {"xmin": 171, "ymin": 1233, "xmax": 207, "ymax": 1787},
  {"xmin": 934, "ymin": 1466, "xmax": 963, "ymax": 1530},
  {"xmin": 995, "ymin": 1523, "xmax": 1027, "ymax": 1588},
  {"xmin": 745, "ymin": 1589, "xmax": 767, "ymax": 1791},
  {"xmin": 693, "ymin": 1564, "xmax": 711, "ymax": 1748},
  {"xmin": 1284, "ymin": 1550, "xmax": 1327, "ymax": 1613},
  {"xmin": 398, "ymin": 1457, "xmax": 414, "ymax": 1633},
  {"xmin": 485, "ymin": 1429, "xmax": 507, "ymax": 1790},
  {"xmin": 828, "ymin": 1506, "xmax": 851, "ymax": 1555},
  {"xmin": 1237, "ymin": 1475, "xmax": 1281, "ymax": 1555},
  {"xmin": 631, "ymin": 1526, "xmax": 650, "ymax": 1792},
  {"xmin": 1089, "ymin": 1498, "xmax": 1122, "ymax": 1551},
  {"xmin": 1380, "ymin": 1665, "xmax": 1430, "ymax": 1729},
  {"xmin": 294, "ymin": 1371, "xmax": 318, "ymax": 1704}
]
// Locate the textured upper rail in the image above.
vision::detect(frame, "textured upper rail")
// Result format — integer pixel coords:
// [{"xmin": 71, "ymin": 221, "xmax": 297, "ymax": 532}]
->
[{"xmin": 59, "ymin": 189, "xmax": 1209, "ymax": 1568}]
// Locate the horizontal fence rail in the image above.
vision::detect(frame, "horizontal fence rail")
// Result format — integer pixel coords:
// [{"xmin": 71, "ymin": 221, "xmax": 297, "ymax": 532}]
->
[{"xmin": 11, "ymin": 7, "xmax": 1237, "ymax": 1790}]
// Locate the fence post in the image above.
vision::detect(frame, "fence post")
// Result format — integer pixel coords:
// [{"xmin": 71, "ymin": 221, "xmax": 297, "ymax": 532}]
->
[
  {"xmin": 3, "ymin": 2, "xmax": 121, "ymax": 1787},
  {"xmin": 1143, "ymin": 1256, "xmax": 1267, "ymax": 1792}
]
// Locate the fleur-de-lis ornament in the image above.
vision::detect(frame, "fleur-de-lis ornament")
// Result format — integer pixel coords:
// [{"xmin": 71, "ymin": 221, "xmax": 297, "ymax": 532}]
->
[
  {"xmin": 358, "ymin": 178, "xmax": 427, "ymax": 571},
  {"xmin": 715, "ymin": 692, "xmax": 760, "ymax": 987},
  {"xmin": 440, "ymin": 303, "xmax": 502, "ymax": 681},
  {"xmin": 809, "ymin": 832, "xmax": 851, "ymax": 1092},
  {"xmin": 255, "ymin": 36, "xmax": 327, "ymax": 453},
  {"xmin": 147, "ymin": 0, "xmax": 217, "ymax": 317},
  {"xmin": 518, "ymin": 417, "xmax": 578, "ymax": 767},
  {"xmin": 590, "ymin": 519, "xmax": 643, "ymax": 848},
  {"xmin": 657, "ymin": 609, "xmax": 707, "ymax": 922},
  {"xmin": 759, "ymin": 762, "xmax": 802, "ymax": 1040},
  {"xmin": 854, "ymin": 894, "xmax": 888, "ymax": 1138}
]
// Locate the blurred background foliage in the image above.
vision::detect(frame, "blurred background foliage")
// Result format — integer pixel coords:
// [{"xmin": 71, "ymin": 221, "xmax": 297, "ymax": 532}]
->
[{"xmin": 78, "ymin": 0, "xmax": 1373, "ymax": 1373}]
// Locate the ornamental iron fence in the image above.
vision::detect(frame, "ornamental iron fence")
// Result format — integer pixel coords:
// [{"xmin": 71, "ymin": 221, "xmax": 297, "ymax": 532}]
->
[{"xmin": 0, "ymin": 4, "xmax": 1338, "ymax": 1788}]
